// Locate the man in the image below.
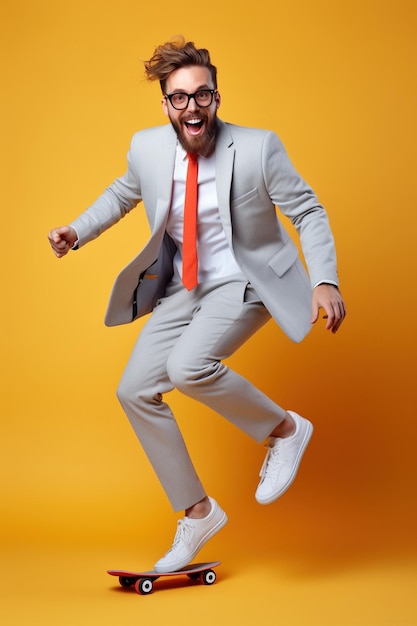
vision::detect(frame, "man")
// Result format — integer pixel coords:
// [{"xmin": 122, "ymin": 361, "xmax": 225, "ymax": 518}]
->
[{"xmin": 48, "ymin": 37, "xmax": 345, "ymax": 573}]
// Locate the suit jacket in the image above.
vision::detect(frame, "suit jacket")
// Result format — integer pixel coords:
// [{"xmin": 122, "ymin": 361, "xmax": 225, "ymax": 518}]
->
[{"xmin": 71, "ymin": 119, "xmax": 338, "ymax": 343}]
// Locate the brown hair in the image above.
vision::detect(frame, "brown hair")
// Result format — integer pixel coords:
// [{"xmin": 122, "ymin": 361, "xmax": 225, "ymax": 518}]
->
[{"xmin": 144, "ymin": 35, "xmax": 217, "ymax": 93}]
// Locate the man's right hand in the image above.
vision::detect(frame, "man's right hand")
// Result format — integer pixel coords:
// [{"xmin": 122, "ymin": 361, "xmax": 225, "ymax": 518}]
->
[{"xmin": 47, "ymin": 226, "xmax": 78, "ymax": 258}]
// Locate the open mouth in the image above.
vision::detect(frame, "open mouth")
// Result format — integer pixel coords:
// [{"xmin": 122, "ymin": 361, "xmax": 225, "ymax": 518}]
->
[{"xmin": 184, "ymin": 117, "xmax": 205, "ymax": 136}]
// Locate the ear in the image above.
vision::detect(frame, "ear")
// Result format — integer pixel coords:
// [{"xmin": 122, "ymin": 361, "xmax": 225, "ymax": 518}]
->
[
  {"xmin": 215, "ymin": 90, "xmax": 221, "ymax": 110},
  {"xmin": 162, "ymin": 96, "xmax": 169, "ymax": 117}
]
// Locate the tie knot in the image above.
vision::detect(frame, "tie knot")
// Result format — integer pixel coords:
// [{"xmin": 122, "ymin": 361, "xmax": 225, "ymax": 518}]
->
[{"xmin": 187, "ymin": 152, "xmax": 198, "ymax": 162}]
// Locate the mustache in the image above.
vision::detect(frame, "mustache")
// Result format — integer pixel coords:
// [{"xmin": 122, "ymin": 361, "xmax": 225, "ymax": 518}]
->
[{"xmin": 180, "ymin": 112, "xmax": 209, "ymax": 122}]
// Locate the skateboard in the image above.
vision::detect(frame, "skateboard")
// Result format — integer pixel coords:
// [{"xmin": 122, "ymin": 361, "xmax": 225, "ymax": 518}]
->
[{"xmin": 107, "ymin": 561, "xmax": 221, "ymax": 595}]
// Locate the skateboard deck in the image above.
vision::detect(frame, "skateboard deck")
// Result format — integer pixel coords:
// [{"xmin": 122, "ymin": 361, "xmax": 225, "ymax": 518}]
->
[{"xmin": 107, "ymin": 561, "xmax": 221, "ymax": 595}]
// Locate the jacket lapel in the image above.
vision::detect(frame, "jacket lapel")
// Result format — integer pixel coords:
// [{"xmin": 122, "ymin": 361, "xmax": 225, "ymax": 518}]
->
[
  {"xmin": 215, "ymin": 120, "xmax": 235, "ymax": 247},
  {"xmin": 152, "ymin": 126, "xmax": 177, "ymax": 232}
]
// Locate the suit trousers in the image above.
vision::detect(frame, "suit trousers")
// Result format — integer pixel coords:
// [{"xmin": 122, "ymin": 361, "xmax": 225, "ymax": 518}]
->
[{"xmin": 116, "ymin": 274, "xmax": 287, "ymax": 511}]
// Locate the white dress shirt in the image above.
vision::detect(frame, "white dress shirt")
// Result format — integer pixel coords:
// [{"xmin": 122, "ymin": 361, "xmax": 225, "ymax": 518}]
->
[{"xmin": 166, "ymin": 144, "xmax": 243, "ymax": 284}]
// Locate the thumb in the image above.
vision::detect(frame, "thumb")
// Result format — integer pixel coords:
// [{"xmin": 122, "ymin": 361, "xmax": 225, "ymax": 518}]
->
[
  {"xmin": 50, "ymin": 225, "xmax": 75, "ymax": 243},
  {"xmin": 55, "ymin": 225, "xmax": 73, "ymax": 239},
  {"xmin": 310, "ymin": 302, "xmax": 319, "ymax": 325}
]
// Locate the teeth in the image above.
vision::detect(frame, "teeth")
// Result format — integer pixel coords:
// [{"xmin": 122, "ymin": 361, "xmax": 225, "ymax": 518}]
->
[{"xmin": 186, "ymin": 118, "xmax": 202, "ymax": 125}]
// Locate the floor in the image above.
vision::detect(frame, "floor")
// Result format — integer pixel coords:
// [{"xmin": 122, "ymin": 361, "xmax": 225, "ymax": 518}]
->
[{"xmin": 3, "ymin": 534, "xmax": 416, "ymax": 626}]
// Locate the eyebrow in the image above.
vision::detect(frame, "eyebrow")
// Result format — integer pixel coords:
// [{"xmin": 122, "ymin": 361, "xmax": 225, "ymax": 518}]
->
[{"xmin": 169, "ymin": 84, "xmax": 212, "ymax": 93}]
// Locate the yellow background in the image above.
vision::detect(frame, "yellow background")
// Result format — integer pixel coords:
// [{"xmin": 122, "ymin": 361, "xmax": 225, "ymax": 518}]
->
[{"xmin": 1, "ymin": 0, "xmax": 416, "ymax": 624}]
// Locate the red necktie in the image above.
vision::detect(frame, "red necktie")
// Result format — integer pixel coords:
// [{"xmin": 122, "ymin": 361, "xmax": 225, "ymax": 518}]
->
[{"xmin": 182, "ymin": 152, "xmax": 199, "ymax": 290}]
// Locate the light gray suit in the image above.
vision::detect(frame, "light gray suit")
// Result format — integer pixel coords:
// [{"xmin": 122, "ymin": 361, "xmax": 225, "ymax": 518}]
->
[{"xmin": 71, "ymin": 119, "xmax": 339, "ymax": 510}]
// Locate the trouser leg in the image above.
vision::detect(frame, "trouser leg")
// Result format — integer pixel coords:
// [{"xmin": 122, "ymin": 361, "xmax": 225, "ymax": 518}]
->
[
  {"xmin": 116, "ymin": 290, "xmax": 206, "ymax": 512},
  {"xmin": 166, "ymin": 280, "xmax": 286, "ymax": 441}
]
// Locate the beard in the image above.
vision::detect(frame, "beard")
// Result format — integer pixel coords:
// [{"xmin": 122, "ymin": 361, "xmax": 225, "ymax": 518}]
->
[{"xmin": 169, "ymin": 111, "xmax": 218, "ymax": 157}]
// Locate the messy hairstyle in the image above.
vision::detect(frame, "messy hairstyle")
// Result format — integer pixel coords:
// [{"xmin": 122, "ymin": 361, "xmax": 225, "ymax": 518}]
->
[{"xmin": 144, "ymin": 35, "xmax": 217, "ymax": 93}]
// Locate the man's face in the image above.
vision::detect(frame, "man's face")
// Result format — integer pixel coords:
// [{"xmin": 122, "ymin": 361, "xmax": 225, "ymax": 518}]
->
[{"xmin": 162, "ymin": 65, "xmax": 220, "ymax": 157}]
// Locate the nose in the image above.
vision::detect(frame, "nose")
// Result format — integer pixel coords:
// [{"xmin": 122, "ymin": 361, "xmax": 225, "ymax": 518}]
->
[{"xmin": 186, "ymin": 95, "xmax": 199, "ymax": 110}]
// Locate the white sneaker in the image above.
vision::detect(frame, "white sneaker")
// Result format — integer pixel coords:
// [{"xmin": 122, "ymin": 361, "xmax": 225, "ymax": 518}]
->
[
  {"xmin": 255, "ymin": 411, "xmax": 313, "ymax": 505},
  {"xmin": 154, "ymin": 497, "xmax": 228, "ymax": 573}
]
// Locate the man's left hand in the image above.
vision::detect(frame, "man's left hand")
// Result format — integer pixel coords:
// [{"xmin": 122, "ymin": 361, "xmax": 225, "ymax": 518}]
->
[{"xmin": 311, "ymin": 284, "xmax": 346, "ymax": 334}]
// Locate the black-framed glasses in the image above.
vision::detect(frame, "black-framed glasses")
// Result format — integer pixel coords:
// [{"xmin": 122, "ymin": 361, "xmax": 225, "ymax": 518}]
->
[{"xmin": 164, "ymin": 89, "xmax": 217, "ymax": 110}]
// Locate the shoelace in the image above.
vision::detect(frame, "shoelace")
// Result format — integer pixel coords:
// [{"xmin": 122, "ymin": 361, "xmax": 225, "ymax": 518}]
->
[
  {"xmin": 259, "ymin": 441, "xmax": 282, "ymax": 479},
  {"xmin": 171, "ymin": 518, "xmax": 194, "ymax": 549}
]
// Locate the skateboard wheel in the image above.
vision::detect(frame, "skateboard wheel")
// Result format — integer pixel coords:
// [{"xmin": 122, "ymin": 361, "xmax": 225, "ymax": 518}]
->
[
  {"xmin": 119, "ymin": 576, "xmax": 135, "ymax": 588},
  {"xmin": 200, "ymin": 569, "xmax": 216, "ymax": 585},
  {"xmin": 135, "ymin": 577, "xmax": 153, "ymax": 595}
]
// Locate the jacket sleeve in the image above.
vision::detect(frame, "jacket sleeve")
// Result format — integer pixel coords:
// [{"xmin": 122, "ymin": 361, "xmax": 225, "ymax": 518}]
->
[
  {"xmin": 263, "ymin": 131, "xmax": 339, "ymax": 287},
  {"xmin": 70, "ymin": 133, "xmax": 143, "ymax": 247}
]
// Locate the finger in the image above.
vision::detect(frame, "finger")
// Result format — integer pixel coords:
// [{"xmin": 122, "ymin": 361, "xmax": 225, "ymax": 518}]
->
[
  {"xmin": 49, "ymin": 239, "xmax": 70, "ymax": 257},
  {"xmin": 310, "ymin": 304, "xmax": 319, "ymax": 325},
  {"xmin": 325, "ymin": 310, "xmax": 336, "ymax": 331},
  {"xmin": 330, "ymin": 304, "xmax": 346, "ymax": 333},
  {"xmin": 48, "ymin": 230, "xmax": 64, "ymax": 246}
]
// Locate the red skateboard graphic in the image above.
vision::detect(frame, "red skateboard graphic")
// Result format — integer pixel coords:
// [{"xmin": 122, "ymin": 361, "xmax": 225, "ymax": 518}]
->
[{"xmin": 107, "ymin": 561, "xmax": 221, "ymax": 595}]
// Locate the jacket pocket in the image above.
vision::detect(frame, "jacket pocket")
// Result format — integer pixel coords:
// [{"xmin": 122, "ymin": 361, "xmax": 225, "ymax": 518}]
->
[
  {"xmin": 132, "ymin": 260, "xmax": 159, "ymax": 320},
  {"xmin": 231, "ymin": 187, "xmax": 259, "ymax": 208},
  {"xmin": 267, "ymin": 240, "xmax": 299, "ymax": 277}
]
